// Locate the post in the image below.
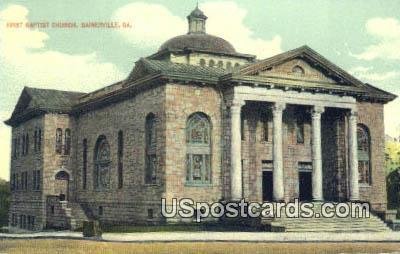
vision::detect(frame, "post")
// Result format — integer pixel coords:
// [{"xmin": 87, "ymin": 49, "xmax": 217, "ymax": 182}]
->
[
  {"xmin": 272, "ymin": 102, "xmax": 286, "ymax": 201},
  {"xmin": 348, "ymin": 110, "xmax": 359, "ymax": 201},
  {"xmin": 230, "ymin": 99, "xmax": 244, "ymax": 200},
  {"xmin": 311, "ymin": 106, "xmax": 325, "ymax": 201}
]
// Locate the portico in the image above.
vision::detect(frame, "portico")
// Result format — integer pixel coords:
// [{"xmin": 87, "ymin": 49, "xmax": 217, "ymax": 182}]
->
[{"xmin": 228, "ymin": 85, "xmax": 359, "ymax": 202}]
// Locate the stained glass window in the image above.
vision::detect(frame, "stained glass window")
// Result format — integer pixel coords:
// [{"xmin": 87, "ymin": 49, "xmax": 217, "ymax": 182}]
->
[
  {"xmin": 357, "ymin": 124, "xmax": 371, "ymax": 184},
  {"xmin": 186, "ymin": 113, "xmax": 211, "ymax": 184},
  {"xmin": 94, "ymin": 135, "xmax": 111, "ymax": 189}
]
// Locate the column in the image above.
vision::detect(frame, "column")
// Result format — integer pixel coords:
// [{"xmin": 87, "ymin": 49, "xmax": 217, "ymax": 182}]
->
[
  {"xmin": 230, "ymin": 99, "xmax": 245, "ymax": 201},
  {"xmin": 272, "ymin": 102, "xmax": 286, "ymax": 201},
  {"xmin": 311, "ymin": 106, "xmax": 325, "ymax": 201},
  {"xmin": 348, "ymin": 110, "xmax": 359, "ymax": 201}
]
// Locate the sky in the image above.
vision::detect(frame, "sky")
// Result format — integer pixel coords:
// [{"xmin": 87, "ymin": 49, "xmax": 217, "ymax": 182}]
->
[{"xmin": 0, "ymin": 0, "xmax": 399, "ymax": 180}]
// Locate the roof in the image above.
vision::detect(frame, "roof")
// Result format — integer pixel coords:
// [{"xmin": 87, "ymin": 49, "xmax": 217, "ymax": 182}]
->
[
  {"xmin": 127, "ymin": 58, "xmax": 228, "ymax": 83},
  {"xmin": 159, "ymin": 33, "xmax": 237, "ymax": 54},
  {"xmin": 5, "ymin": 46, "xmax": 397, "ymax": 126},
  {"xmin": 5, "ymin": 87, "xmax": 85, "ymax": 126},
  {"xmin": 229, "ymin": 45, "xmax": 397, "ymax": 102},
  {"xmin": 187, "ymin": 6, "xmax": 207, "ymax": 20}
]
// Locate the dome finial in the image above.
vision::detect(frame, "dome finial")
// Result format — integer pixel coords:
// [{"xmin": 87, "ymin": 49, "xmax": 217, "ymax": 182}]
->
[{"xmin": 187, "ymin": 4, "xmax": 207, "ymax": 34}]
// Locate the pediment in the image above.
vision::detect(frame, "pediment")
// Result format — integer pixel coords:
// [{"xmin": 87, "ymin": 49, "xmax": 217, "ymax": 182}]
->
[
  {"xmin": 238, "ymin": 45, "xmax": 363, "ymax": 88},
  {"xmin": 257, "ymin": 58, "xmax": 337, "ymax": 84}
]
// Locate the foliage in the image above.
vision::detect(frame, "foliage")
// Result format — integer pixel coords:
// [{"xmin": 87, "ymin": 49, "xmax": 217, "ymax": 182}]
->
[
  {"xmin": 0, "ymin": 179, "xmax": 10, "ymax": 226},
  {"xmin": 385, "ymin": 141, "xmax": 400, "ymax": 174},
  {"xmin": 386, "ymin": 141, "xmax": 400, "ymax": 210}
]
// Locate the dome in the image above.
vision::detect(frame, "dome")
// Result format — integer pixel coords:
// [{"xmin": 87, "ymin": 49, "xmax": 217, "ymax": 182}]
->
[
  {"xmin": 189, "ymin": 6, "xmax": 207, "ymax": 19},
  {"xmin": 159, "ymin": 33, "xmax": 236, "ymax": 54},
  {"xmin": 158, "ymin": 6, "xmax": 236, "ymax": 54}
]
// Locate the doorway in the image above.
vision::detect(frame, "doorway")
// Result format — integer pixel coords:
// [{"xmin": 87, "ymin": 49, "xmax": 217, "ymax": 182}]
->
[
  {"xmin": 262, "ymin": 171, "xmax": 273, "ymax": 201},
  {"xmin": 55, "ymin": 171, "xmax": 70, "ymax": 201},
  {"xmin": 299, "ymin": 171, "xmax": 312, "ymax": 201}
]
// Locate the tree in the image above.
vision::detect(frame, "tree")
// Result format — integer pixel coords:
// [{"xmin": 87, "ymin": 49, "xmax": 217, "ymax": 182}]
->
[{"xmin": 0, "ymin": 179, "xmax": 10, "ymax": 226}]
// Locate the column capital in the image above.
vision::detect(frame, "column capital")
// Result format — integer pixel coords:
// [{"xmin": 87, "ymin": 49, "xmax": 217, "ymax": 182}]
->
[
  {"xmin": 272, "ymin": 102, "xmax": 286, "ymax": 113},
  {"xmin": 228, "ymin": 99, "xmax": 245, "ymax": 109},
  {"xmin": 348, "ymin": 109, "xmax": 358, "ymax": 118},
  {"xmin": 312, "ymin": 106, "xmax": 325, "ymax": 119},
  {"xmin": 312, "ymin": 106, "xmax": 325, "ymax": 114}
]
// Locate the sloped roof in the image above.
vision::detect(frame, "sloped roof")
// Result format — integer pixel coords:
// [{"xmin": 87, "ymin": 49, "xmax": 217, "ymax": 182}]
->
[
  {"xmin": 5, "ymin": 87, "xmax": 85, "ymax": 126},
  {"xmin": 228, "ymin": 45, "xmax": 397, "ymax": 102},
  {"xmin": 127, "ymin": 58, "xmax": 228, "ymax": 83}
]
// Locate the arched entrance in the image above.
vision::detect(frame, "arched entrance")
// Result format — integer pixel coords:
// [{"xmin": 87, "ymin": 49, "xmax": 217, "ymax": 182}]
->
[{"xmin": 55, "ymin": 171, "xmax": 70, "ymax": 201}]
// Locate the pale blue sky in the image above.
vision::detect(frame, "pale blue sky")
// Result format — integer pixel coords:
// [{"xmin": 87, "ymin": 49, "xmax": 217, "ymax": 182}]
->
[{"xmin": 0, "ymin": 0, "xmax": 399, "ymax": 180}]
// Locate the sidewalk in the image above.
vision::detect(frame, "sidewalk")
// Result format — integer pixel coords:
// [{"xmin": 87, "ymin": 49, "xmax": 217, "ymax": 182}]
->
[{"xmin": 1, "ymin": 231, "xmax": 400, "ymax": 242}]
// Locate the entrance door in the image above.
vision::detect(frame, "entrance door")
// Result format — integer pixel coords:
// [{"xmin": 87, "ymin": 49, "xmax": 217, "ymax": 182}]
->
[
  {"xmin": 299, "ymin": 172, "xmax": 312, "ymax": 201},
  {"xmin": 55, "ymin": 171, "xmax": 70, "ymax": 201},
  {"xmin": 262, "ymin": 171, "xmax": 273, "ymax": 201}
]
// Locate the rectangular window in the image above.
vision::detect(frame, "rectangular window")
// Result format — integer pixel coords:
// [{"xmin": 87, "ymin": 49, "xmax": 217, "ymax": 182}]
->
[
  {"xmin": 38, "ymin": 129, "xmax": 42, "ymax": 152},
  {"xmin": 32, "ymin": 170, "xmax": 41, "ymax": 190},
  {"xmin": 22, "ymin": 135, "xmax": 26, "ymax": 156},
  {"xmin": 34, "ymin": 130, "xmax": 37, "ymax": 152},
  {"xmin": 147, "ymin": 209, "xmax": 154, "ymax": 219},
  {"xmin": 145, "ymin": 155, "xmax": 157, "ymax": 184},
  {"xmin": 64, "ymin": 129, "xmax": 71, "ymax": 155},
  {"xmin": 296, "ymin": 119, "xmax": 305, "ymax": 144},
  {"xmin": 262, "ymin": 120, "xmax": 269, "ymax": 141},
  {"xmin": 55, "ymin": 128, "xmax": 63, "ymax": 154},
  {"xmin": 241, "ymin": 116, "xmax": 245, "ymax": 141},
  {"xmin": 25, "ymin": 134, "xmax": 29, "ymax": 155},
  {"xmin": 82, "ymin": 139, "xmax": 87, "ymax": 190},
  {"xmin": 186, "ymin": 154, "xmax": 211, "ymax": 184},
  {"xmin": 12, "ymin": 138, "xmax": 17, "ymax": 159},
  {"xmin": 118, "ymin": 131, "xmax": 124, "ymax": 189}
]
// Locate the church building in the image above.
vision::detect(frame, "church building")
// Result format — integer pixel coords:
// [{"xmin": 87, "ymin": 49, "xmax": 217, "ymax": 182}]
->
[{"xmin": 5, "ymin": 6, "xmax": 397, "ymax": 231}]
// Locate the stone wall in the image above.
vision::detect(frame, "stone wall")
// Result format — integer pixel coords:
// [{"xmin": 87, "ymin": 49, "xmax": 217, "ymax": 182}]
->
[
  {"xmin": 357, "ymin": 102, "xmax": 387, "ymax": 211},
  {"xmin": 9, "ymin": 116, "xmax": 45, "ymax": 231},
  {"xmin": 163, "ymin": 83, "xmax": 223, "ymax": 222},
  {"xmin": 74, "ymin": 84, "xmax": 167, "ymax": 224}
]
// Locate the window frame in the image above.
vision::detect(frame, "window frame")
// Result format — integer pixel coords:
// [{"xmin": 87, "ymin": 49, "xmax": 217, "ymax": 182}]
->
[
  {"xmin": 357, "ymin": 124, "xmax": 372, "ymax": 185},
  {"xmin": 185, "ymin": 112, "xmax": 212, "ymax": 185}
]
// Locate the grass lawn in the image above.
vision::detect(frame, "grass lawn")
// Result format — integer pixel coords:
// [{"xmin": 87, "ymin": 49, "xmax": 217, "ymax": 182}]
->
[{"xmin": 1, "ymin": 240, "xmax": 400, "ymax": 254}]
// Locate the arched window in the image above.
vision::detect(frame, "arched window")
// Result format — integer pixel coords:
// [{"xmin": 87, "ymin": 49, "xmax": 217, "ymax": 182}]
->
[
  {"xmin": 94, "ymin": 135, "xmax": 111, "ymax": 189},
  {"xmin": 186, "ymin": 113, "xmax": 211, "ymax": 184},
  {"xmin": 357, "ymin": 124, "xmax": 371, "ymax": 184},
  {"xmin": 226, "ymin": 61, "xmax": 232, "ymax": 71},
  {"xmin": 292, "ymin": 65, "xmax": 305, "ymax": 75},
  {"xmin": 55, "ymin": 128, "xmax": 63, "ymax": 154},
  {"xmin": 234, "ymin": 63, "xmax": 240, "ymax": 70},
  {"xmin": 199, "ymin": 59, "xmax": 206, "ymax": 67},
  {"xmin": 64, "ymin": 129, "xmax": 71, "ymax": 155},
  {"xmin": 117, "ymin": 130, "xmax": 124, "ymax": 188},
  {"xmin": 217, "ymin": 60, "xmax": 223, "ymax": 68},
  {"xmin": 145, "ymin": 113, "xmax": 157, "ymax": 184},
  {"xmin": 209, "ymin": 59, "xmax": 215, "ymax": 67}
]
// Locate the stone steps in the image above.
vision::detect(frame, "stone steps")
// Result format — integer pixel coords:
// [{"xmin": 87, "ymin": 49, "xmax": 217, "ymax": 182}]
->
[{"xmin": 270, "ymin": 202, "xmax": 391, "ymax": 232}]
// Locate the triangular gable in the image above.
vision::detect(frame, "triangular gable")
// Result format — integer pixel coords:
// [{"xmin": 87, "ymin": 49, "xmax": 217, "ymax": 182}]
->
[
  {"xmin": 126, "ymin": 58, "xmax": 158, "ymax": 82},
  {"xmin": 238, "ymin": 45, "xmax": 363, "ymax": 87},
  {"xmin": 10, "ymin": 87, "xmax": 33, "ymax": 118}
]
